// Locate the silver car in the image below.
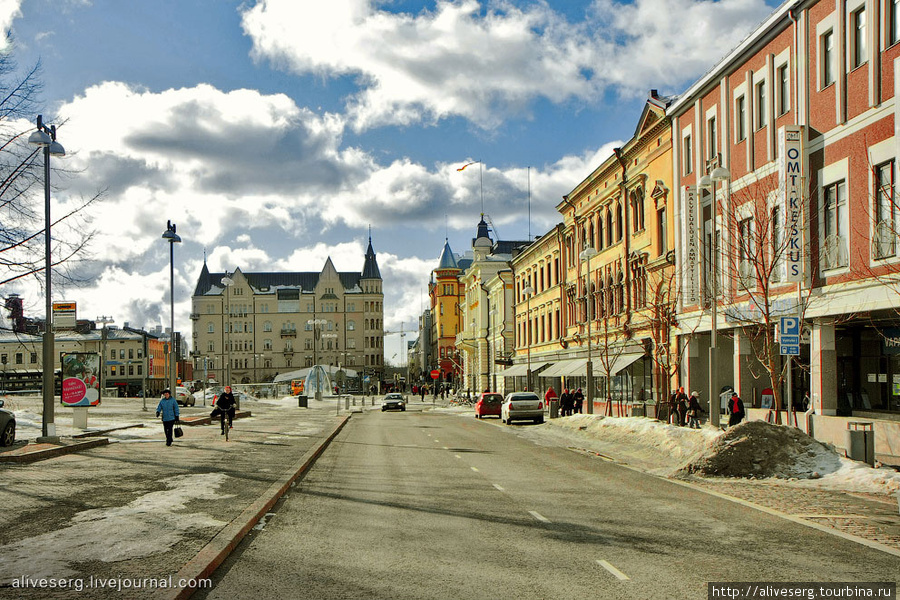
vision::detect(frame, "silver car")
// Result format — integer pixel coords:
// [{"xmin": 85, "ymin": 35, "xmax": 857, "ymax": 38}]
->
[
  {"xmin": 502, "ymin": 392, "xmax": 544, "ymax": 425},
  {"xmin": 381, "ymin": 393, "xmax": 406, "ymax": 412}
]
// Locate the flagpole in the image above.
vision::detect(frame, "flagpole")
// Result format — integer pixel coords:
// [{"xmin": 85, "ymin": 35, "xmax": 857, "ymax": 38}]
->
[{"xmin": 479, "ymin": 161, "xmax": 484, "ymax": 215}]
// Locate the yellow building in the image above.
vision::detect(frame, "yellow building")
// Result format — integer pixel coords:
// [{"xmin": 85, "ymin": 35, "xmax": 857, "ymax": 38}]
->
[{"xmin": 555, "ymin": 90, "xmax": 676, "ymax": 413}]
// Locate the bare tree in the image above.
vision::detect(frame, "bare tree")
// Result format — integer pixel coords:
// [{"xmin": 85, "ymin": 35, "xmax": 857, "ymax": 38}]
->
[{"xmin": 0, "ymin": 54, "xmax": 103, "ymax": 296}]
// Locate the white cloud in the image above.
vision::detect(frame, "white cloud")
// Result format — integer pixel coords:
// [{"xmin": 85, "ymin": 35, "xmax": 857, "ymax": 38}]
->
[
  {"xmin": 0, "ymin": 0, "xmax": 22, "ymax": 52},
  {"xmin": 241, "ymin": 0, "xmax": 774, "ymax": 131}
]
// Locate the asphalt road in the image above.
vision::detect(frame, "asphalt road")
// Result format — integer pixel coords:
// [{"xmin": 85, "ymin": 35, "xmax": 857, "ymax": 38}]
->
[{"xmin": 202, "ymin": 405, "xmax": 900, "ymax": 600}]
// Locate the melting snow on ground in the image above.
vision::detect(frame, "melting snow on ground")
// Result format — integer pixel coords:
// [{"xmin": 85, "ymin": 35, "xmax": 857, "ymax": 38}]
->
[{"xmin": 0, "ymin": 473, "xmax": 232, "ymax": 579}]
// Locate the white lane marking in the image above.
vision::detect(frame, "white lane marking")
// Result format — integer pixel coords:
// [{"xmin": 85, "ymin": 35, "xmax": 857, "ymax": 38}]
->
[
  {"xmin": 443, "ymin": 446, "xmax": 449, "ymax": 450},
  {"xmin": 470, "ymin": 466, "xmax": 479, "ymax": 472},
  {"xmin": 492, "ymin": 484, "xmax": 505, "ymax": 492},
  {"xmin": 596, "ymin": 560, "xmax": 630, "ymax": 581},
  {"xmin": 528, "ymin": 510, "xmax": 550, "ymax": 523},
  {"xmin": 455, "ymin": 455, "xmax": 462, "ymax": 459}
]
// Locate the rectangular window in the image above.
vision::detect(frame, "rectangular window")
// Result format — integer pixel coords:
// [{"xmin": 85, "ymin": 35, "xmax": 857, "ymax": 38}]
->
[
  {"xmin": 30, "ymin": 352, "xmax": 36, "ymax": 364},
  {"xmin": 738, "ymin": 218, "xmax": 753, "ymax": 264},
  {"xmin": 852, "ymin": 7, "xmax": 867, "ymax": 69},
  {"xmin": 707, "ymin": 117, "xmax": 717, "ymax": 160},
  {"xmin": 777, "ymin": 64, "xmax": 789, "ymax": 116},
  {"xmin": 771, "ymin": 206, "xmax": 783, "ymax": 282},
  {"xmin": 15, "ymin": 353, "xmax": 22, "ymax": 364},
  {"xmin": 683, "ymin": 134, "xmax": 692, "ymax": 175},
  {"xmin": 657, "ymin": 208, "xmax": 668, "ymax": 255},
  {"xmin": 823, "ymin": 180, "xmax": 848, "ymax": 268},
  {"xmin": 874, "ymin": 161, "xmax": 897, "ymax": 259},
  {"xmin": 891, "ymin": 0, "xmax": 900, "ymax": 46},
  {"xmin": 736, "ymin": 96, "xmax": 746, "ymax": 141},
  {"xmin": 822, "ymin": 30, "xmax": 835, "ymax": 86},
  {"xmin": 755, "ymin": 81, "xmax": 766, "ymax": 129}
]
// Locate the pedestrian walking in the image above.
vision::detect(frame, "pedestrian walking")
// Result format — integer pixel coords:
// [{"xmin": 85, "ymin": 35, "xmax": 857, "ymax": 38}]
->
[
  {"xmin": 573, "ymin": 388, "xmax": 584, "ymax": 414},
  {"xmin": 667, "ymin": 389, "xmax": 678, "ymax": 424},
  {"xmin": 727, "ymin": 392, "xmax": 745, "ymax": 427},
  {"xmin": 687, "ymin": 391, "xmax": 702, "ymax": 429},
  {"xmin": 675, "ymin": 387, "xmax": 689, "ymax": 426},
  {"xmin": 562, "ymin": 388, "xmax": 575, "ymax": 417},
  {"xmin": 156, "ymin": 389, "xmax": 180, "ymax": 447}
]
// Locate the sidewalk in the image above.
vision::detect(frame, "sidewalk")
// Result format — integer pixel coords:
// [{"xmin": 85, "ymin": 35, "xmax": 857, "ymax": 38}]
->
[{"xmin": 0, "ymin": 394, "xmax": 353, "ymax": 599}]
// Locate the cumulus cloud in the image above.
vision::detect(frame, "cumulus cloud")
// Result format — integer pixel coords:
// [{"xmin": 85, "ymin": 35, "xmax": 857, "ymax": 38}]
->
[
  {"xmin": 0, "ymin": 0, "xmax": 22, "ymax": 52},
  {"xmin": 241, "ymin": 0, "xmax": 774, "ymax": 131}
]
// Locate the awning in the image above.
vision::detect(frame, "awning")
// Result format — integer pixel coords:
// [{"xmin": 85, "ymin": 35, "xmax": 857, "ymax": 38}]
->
[
  {"xmin": 500, "ymin": 361, "xmax": 551, "ymax": 377},
  {"xmin": 539, "ymin": 358, "xmax": 588, "ymax": 377},
  {"xmin": 592, "ymin": 352, "xmax": 644, "ymax": 376}
]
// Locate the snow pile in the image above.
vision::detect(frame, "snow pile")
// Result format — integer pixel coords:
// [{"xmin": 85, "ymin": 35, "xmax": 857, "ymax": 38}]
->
[
  {"xmin": 676, "ymin": 420, "xmax": 841, "ymax": 479},
  {"xmin": 547, "ymin": 415, "xmax": 721, "ymax": 464},
  {"xmin": 533, "ymin": 414, "xmax": 900, "ymax": 495}
]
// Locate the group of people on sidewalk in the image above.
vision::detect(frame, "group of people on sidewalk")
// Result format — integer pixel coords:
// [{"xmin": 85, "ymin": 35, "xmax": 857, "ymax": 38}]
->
[
  {"xmin": 155, "ymin": 385, "xmax": 237, "ymax": 446},
  {"xmin": 667, "ymin": 386, "xmax": 746, "ymax": 428},
  {"xmin": 543, "ymin": 387, "xmax": 584, "ymax": 416}
]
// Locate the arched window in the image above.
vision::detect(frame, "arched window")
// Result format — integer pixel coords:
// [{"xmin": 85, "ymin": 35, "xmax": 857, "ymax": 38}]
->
[
  {"xmin": 616, "ymin": 202, "xmax": 624, "ymax": 241},
  {"xmin": 606, "ymin": 210, "xmax": 613, "ymax": 246},
  {"xmin": 598, "ymin": 217, "xmax": 604, "ymax": 250}
]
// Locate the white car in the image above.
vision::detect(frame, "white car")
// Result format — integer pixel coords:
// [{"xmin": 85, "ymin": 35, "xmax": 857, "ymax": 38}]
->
[
  {"xmin": 501, "ymin": 392, "xmax": 544, "ymax": 425},
  {"xmin": 174, "ymin": 386, "xmax": 195, "ymax": 406}
]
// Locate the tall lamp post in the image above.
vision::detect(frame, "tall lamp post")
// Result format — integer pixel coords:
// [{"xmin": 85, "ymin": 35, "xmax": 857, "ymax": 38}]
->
[
  {"xmin": 162, "ymin": 221, "xmax": 182, "ymax": 394},
  {"xmin": 308, "ymin": 318, "xmax": 326, "ymax": 400},
  {"xmin": 698, "ymin": 165, "xmax": 730, "ymax": 428},
  {"xmin": 523, "ymin": 284, "xmax": 534, "ymax": 391},
  {"xmin": 221, "ymin": 274, "xmax": 234, "ymax": 387},
  {"xmin": 29, "ymin": 115, "xmax": 65, "ymax": 442},
  {"xmin": 580, "ymin": 247, "xmax": 598, "ymax": 414}
]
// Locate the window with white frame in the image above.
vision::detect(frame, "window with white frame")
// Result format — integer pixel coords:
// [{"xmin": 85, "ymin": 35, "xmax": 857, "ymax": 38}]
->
[
  {"xmin": 851, "ymin": 6, "xmax": 867, "ymax": 69},
  {"xmin": 822, "ymin": 180, "xmax": 848, "ymax": 269},
  {"xmin": 736, "ymin": 96, "xmax": 747, "ymax": 141},
  {"xmin": 738, "ymin": 217, "xmax": 754, "ymax": 287},
  {"xmin": 891, "ymin": 0, "xmax": 900, "ymax": 46},
  {"xmin": 821, "ymin": 30, "xmax": 835, "ymax": 87},
  {"xmin": 683, "ymin": 134, "xmax": 692, "ymax": 175},
  {"xmin": 755, "ymin": 81, "xmax": 766, "ymax": 130},
  {"xmin": 874, "ymin": 160, "xmax": 897, "ymax": 259},
  {"xmin": 707, "ymin": 116, "xmax": 717, "ymax": 160},
  {"xmin": 207, "ymin": 322, "xmax": 214, "ymax": 333},
  {"xmin": 771, "ymin": 206, "xmax": 783, "ymax": 282},
  {"xmin": 777, "ymin": 64, "xmax": 789, "ymax": 116}
]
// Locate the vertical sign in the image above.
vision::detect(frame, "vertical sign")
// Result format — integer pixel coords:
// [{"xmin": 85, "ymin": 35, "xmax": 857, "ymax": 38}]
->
[
  {"xmin": 683, "ymin": 186, "xmax": 700, "ymax": 305},
  {"xmin": 779, "ymin": 125, "xmax": 804, "ymax": 283}
]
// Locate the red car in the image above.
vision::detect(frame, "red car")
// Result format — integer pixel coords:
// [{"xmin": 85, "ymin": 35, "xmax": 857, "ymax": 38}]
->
[{"xmin": 475, "ymin": 392, "xmax": 503, "ymax": 419}]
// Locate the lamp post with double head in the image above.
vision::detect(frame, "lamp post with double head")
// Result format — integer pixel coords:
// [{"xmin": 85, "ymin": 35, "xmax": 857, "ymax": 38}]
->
[
  {"xmin": 523, "ymin": 284, "xmax": 534, "ymax": 391},
  {"xmin": 698, "ymin": 165, "xmax": 730, "ymax": 428},
  {"xmin": 29, "ymin": 115, "xmax": 65, "ymax": 442},
  {"xmin": 162, "ymin": 221, "xmax": 182, "ymax": 395},
  {"xmin": 580, "ymin": 247, "xmax": 598, "ymax": 414}
]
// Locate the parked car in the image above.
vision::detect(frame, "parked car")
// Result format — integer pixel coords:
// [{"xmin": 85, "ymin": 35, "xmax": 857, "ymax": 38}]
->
[
  {"xmin": 0, "ymin": 399, "xmax": 16, "ymax": 446},
  {"xmin": 381, "ymin": 393, "xmax": 406, "ymax": 412},
  {"xmin": 175, "ymin": 386, "xmax": 195, "ymax": 406},
  {"xmin": 501, "ymin": 392, "xmax": 544, "ymax": 425},
  {"xmin": 475, "ymin": 392, "xmax": 503, "ymax": 419}
]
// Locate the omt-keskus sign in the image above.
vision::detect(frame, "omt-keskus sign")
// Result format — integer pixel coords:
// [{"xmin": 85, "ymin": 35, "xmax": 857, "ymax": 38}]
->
[{"xmin": 779, "ymin": 125, "xmax": 805, "ymax": 283}]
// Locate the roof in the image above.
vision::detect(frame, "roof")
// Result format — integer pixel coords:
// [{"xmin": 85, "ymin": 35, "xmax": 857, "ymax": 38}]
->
[{"xmin": 437, "ymin": 240, "xmax": 459, "ymax": 271}]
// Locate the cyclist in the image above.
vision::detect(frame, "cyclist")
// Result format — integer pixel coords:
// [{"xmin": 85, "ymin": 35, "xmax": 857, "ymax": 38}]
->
[{"xmin": 215, "ymin": 386, "xmax": 237, "ymax": 436}]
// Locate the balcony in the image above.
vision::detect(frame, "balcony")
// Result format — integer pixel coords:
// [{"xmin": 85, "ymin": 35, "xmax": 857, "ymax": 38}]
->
[
  {"xmin": 280, "ymin": 328, "xmax": 297, "ymax": 337},
  {"xmin": 190, "ymin": 312, "xmax": 200, "ymax": 320}
]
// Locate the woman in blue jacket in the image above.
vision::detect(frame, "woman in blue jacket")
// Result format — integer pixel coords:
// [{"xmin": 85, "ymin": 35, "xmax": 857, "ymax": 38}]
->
[{"xmin": 156, "ymin": 389, "xmax": 180, "ymax": 446}]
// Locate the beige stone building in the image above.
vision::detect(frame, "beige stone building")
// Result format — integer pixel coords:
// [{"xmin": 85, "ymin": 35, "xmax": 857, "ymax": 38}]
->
[{"xmin": 190, "ymin": 239, "xmax": 384, "ymax": 386}]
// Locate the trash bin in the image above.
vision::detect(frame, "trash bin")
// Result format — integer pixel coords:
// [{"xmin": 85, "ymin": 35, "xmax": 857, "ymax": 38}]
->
[
  {"xmin": 297, "ymin": 395, "xmax": 308, "ymax": 408},
  {"xmin": 549, "ymin": 399, "xmax": 559, "ymax": 419},
  {"xmin": 844, "ymin": 421, "xmax": 875, "ymax": 466}
]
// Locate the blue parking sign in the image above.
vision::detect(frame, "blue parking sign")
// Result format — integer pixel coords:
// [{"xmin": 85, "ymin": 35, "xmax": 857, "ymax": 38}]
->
[{"xmin": 780, "ymin": 316, "xmax": 800, "ymax": 337}]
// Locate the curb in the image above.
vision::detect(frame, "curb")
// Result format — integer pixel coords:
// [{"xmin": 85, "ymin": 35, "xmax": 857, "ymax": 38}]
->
[
  {"xmin": 0, "ymin": 437, "xmax": 110, "ymax": 463},
  {"xmin": 180, "ymin": 410, "xmax": 252, "ymax": 427},
  {"xmin": 164, "ymin": 414, "xmax": 351, "ymax": 600}
]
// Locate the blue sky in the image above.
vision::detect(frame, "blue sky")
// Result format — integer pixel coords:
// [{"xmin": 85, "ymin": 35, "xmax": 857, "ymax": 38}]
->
[{"xmin": 2, "ymin": 0, "xmax": 782, "ymax": 363}]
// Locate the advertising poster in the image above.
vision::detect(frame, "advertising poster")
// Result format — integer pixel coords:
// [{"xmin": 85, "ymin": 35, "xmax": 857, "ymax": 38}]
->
[{"xmin": 61, "ymin": 352, "xmax": 101, "ymax": 406}]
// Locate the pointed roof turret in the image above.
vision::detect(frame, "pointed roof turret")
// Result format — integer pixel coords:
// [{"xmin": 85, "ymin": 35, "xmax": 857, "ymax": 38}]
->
[
  {"xmin": 473, "ymin": 214, "xmax": 492, "ymax": 248},
  {"xmin": 193, "ymin": 260, "xmax": 212, "ymax": 296},
  {"xmin": 361, "ymin": 235, "xmax": 382, "ymax": 279},
  {"xmin": 437, "ymin": 239, "xmax": 459, "ymax": 271}
]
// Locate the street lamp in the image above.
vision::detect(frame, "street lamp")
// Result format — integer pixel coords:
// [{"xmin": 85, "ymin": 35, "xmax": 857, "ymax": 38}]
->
[
  {"xmin": 698, "ymin": 165, "xmax": 730, "ymax": 428},
  {"xmin": 162, "ymin": 221, "xmax": 182, "ymax": 395},
  {"xmin": 580, "ymin": 247, "xmax": 598, "ymax": 414},
  {"xmin": 523, "ymin": 284, "xmax": 534, "ymax": 391},
  {"xmin": 221, "ymin": 274, "xmax": 234, "ymax": 387},
  {"xmin": 29, "ymin": 115, "xmax": 65, "ymax": 442},
  {"xmin": 307, "ymin": 318, "xmax": 326, "ymax": 400}
]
